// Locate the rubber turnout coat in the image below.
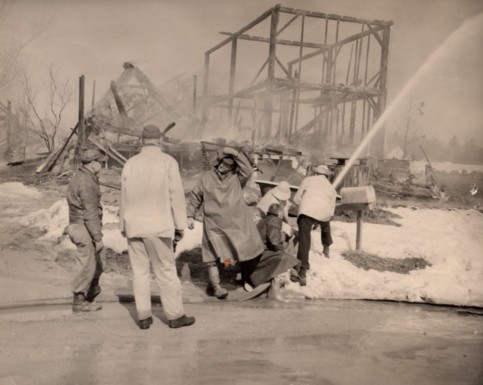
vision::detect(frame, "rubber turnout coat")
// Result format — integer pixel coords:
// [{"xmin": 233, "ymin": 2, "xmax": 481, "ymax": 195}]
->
[{"xmin": 187, "ymin": 151, "xmax": 264, "ymax": 263}]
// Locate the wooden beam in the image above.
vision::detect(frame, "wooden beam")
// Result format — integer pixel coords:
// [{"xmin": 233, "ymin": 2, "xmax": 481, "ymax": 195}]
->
[
  {"xmin": 366, "ymin": 24, "xmax": 383, "ymax": 47},
  {"xmin": 275, "ymin": 56, "xmax": 290, "ymax": 77},
  {"xmin": 276, "ymin": 14, "xmax": 298, "ymax": 37},
  {"xmin": 228, "ymin": 37, "xmax": 238, "ymax": 120},
  {"xmin": 110, "ymin": 81, "xmax": 129, "ymax": 126},
  {"xmin": 279, "ymin": 6, "xmax": 393, "ymax": 27},
  {"xmin": 333, "ymin": 25, "xmax": 385, "ymax": 49},
  {"xmin": 287, "ymin": 24, "xmax": 386, "ymax": 67},
  {"xmin": 219, "ymin": 31, "xmax": 326, "ymax": 49},
  {"xmin": 205, "ymin": 6, "xmax": 275, "ymax": 54}
]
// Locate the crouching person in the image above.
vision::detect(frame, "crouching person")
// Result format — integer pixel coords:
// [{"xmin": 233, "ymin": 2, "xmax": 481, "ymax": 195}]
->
[
  {"xmin": 240, "ymin": 203, "xmax": 299, "ymax": 300},
  {"xmin": 67, "ymin": 149, "xmax": 107, "ymax": 312},
  {"xmin": 120, "ymin": 125, "xmax": 195, "ymax": 330}
]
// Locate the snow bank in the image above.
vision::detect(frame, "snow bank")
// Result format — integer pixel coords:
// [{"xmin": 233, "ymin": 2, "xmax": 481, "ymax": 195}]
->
[
  {"xmin": 21, "ymin": 197, "xmax": 203, "ymax": 257},
  {"xmin": 5, "ymin": 180, "xmax": 483, "ymax": 307},
  {"xmin": 0, "ymin": 182, "xmax": 42, "ymax": 200},
  {"xmin": 289, "ymin": 207, "xmax": 483, "ymax": 307},
  {"xmin": 21, "ymin": 200, "xmax": 128, "ymax": 253},
  {"xmin": 411, "ymin": 160, "xmax": 483, "ymax": 174}
]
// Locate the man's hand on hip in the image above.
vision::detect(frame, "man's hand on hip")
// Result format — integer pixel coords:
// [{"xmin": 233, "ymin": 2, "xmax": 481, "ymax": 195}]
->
[
  {"xmin": 187, "ymin": 217, "xmax": 195, "ymax": 230},
  {"xmin": 95, "ymin": 240, "xmax": 104, "ymax": 253},
  {"xmin": 174, "ymin": 229, "xmax": 184, "ymax": 243}
]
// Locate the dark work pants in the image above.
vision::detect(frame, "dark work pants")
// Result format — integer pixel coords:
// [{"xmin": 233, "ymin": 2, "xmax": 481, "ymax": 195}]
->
[{"xmin": 296, "ymin": 214, "xmax": 333, "ymax": 271}]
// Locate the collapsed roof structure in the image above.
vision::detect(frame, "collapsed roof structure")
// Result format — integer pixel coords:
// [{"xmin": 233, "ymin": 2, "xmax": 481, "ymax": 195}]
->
[{"xmin": 34, "ymin": 5, "xmax": 393, "ymax": 190}]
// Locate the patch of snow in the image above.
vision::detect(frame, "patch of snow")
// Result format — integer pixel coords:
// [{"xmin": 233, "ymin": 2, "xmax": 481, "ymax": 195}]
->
[
  {"xmin": 0, "ymin": 182, "xmax": 42, "ymax": 200},
  {"xmin": 411, "ymin": 161, "xmax": 483, "ymax": 175},
  {"xmin": 4, "ymin": 181, "xmax": 483, "ymax": 307}
]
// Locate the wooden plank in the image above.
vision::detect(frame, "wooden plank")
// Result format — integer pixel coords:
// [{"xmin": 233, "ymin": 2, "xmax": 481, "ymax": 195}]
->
[
  {"xmin": 219, "ymin": 31, "xmax": 326, "ymax": 49},
  {"xmin": 110, "ymin": 81, "xmax": 129, "ymax": 126},
  {"xmin": 206, "ymin": 6, "xmax": 275, "ymax": 54},
  {"xmin": 287, "ymin": 25, "xmax": 386, "ymax": 67},
  {"xmin": 279, "ymin": 6, "xmax": 393, "ymax": 26},
  {"xmin": 36, "ymin": 123, "xmax": 78, "ymax": 173}
]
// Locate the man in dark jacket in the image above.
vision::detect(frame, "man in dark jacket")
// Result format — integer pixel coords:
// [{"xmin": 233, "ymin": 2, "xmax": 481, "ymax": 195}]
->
[
  {"xmin": 240, "ymin": 203, "xmax": 298, "ymax": 292},
  {"xmin": 66, "ymin": 148, "xmax": 106, "ymax": 312}
]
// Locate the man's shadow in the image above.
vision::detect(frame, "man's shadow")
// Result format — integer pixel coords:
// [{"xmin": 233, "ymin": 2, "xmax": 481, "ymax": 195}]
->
[{"xmin": 119, "ymin": 296, "xmax": 169, "ymax": 327}]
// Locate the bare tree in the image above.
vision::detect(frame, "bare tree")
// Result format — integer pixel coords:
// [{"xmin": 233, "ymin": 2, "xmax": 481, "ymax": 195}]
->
[
  {"xmin": 21, "ymin": 64, "xmax": 73, "ymax": 152},
  {"xmin": 0, "ymin": 0, "xmax": 49, "ymax": 107},
  {"xmin": 396, "ymin": 98, "xmax": 425, "ymax": 159}
]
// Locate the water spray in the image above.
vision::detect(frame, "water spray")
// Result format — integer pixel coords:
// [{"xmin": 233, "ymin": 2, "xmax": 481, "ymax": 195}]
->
[{"xmin": 332, "ymin": 16, "xmax": 478, "ymax": 189}]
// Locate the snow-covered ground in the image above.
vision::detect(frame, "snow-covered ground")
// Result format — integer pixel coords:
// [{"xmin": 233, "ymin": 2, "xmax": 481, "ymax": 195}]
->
[
  {"xmin": 411, "ymin": 160, "xmax": 483, "ymax": 175},
  {"xmin": 4, "ymin": 182, "xmax": 483, "ymax": 307}
]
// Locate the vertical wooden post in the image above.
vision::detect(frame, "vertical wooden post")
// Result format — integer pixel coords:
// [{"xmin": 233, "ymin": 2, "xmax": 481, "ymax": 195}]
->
[
  {"xmin": 228, "ymin": 37, "xmax": 238, "ymax": 122},
  {"xmin": 263, "ymin": 7, "xmax": 279, "ymax": 138},
  {"xmin": 75, "ymin": 75, "xmax": 85, "ymax": 167},
  {"xmin": 356, "ymin": 210, "xmax": 362, "ymax": 250},
  {"xmin": 288, "ymin": 66, "xmax": 296, "ymax": 140},
  {"xmin": 91, "ymin": 80, "xmax": 96, "ymax": 110},
  {"xmin": 199, "ymin": 53, "xmax": 210, "ymax": 137},
  {"xmin": 292, "ymin": 15, "xmax": 305, "ymax": 139},
  {"xmin": 373, "ymin": 26, "xmax": 391, "ymax": 158},
  {"xmin": 325, "ymin": 47, "xmax": 333, "ymax": 141},
  {"xmin": 192, "ymin": 75, "xmax": 197, "ymax": 113},
  {"xmin": 6, "ymin": 101, "xmax": 12, "ymax": 156}
]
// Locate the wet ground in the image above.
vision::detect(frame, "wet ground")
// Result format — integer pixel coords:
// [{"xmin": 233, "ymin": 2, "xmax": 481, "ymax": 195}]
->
[
  {"xmin": 1, "ymin": 298, "xmax": 482, "ymax": 385},
  {"xmin": 1, "ymin": 164, "xmax": 482, "ymax": 384}
]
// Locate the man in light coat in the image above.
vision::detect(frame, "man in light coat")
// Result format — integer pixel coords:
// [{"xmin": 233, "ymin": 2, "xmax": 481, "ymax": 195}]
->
[
  {"xmin": 120, "ymin": 125, "xmax": 195, "ymax": 330},
  {"xmin": 67, "ymin": 148, "xmax": 107, "ymax": 312},
  {"xmin": 187, "ymin": 147, "xmax": 265, "ymax": 299},
  {"xmin": 292, "ymin": 165, "xmax": 337, "ymax": 286}
]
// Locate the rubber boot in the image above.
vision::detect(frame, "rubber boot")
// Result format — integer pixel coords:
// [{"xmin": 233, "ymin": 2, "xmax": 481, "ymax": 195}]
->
[
  {"xmin": 86, "ymin": 278, "xmax": 101, "ymax": 302},
  {"xmin": 72, "ymin": 292, "xmax": 102, "ymax": 313},
  {"xmin": 323, "ymin": 245, "xmax": 330, "ymax": 258},
  {"xmin": 290, "ymin": 268, "xmax": 300, "ymax": 283},
  {"xmin": 298, "ymin": 268, "xmax": 307, "ymax": 287},
  {"xmin": 207, "ymin": 265, "xmax": 228, "ymax": 299}
]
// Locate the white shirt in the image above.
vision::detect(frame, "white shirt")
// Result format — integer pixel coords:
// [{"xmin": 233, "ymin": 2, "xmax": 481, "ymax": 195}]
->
[
  {"xmin": 120, "ymin": 146, "xmax": 187, "ymax": 238},
  {"xmin": 293, "ymin": 175, "xmax": 336, "ymax": 221}
]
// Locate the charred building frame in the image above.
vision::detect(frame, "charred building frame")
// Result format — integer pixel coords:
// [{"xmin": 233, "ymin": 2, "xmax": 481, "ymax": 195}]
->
[{"xmin": 201, "ymin": 5, "xmax": 393, "ymax": 156}]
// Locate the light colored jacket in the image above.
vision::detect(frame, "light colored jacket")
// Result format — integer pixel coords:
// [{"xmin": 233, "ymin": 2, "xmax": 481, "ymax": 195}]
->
[
  {"xmin": 256, "ymin": 189, "xmax": 292, "ymax": 222},
  {"xmin": 293, "ymin": 175, "xmax": 336, "ymax": 221},
  {"xmin": 120, "ymin": 146, "xmax": 187, "ymax": 238}
]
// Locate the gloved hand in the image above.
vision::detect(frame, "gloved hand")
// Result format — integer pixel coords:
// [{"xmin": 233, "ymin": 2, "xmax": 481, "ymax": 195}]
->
[
  {"xmin": 222, "ymin": 147, "xmax": 239, "ymax": 158},
  {"xmin": 187, "ymin": 217, "xmax": 195, "ymax": 230},
  {"xmin": 174, "ymin": 229, "xmax": 184, "ymax": 243},
  {"xmin": 94, "ymin": 240, "xmax": 104, "ymax": 253}
]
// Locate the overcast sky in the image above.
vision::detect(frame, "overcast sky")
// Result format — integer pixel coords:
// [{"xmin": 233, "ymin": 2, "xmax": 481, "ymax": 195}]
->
[{"xmin": 6, "ymin": 0, "xmax": 483, "ymax": 144}]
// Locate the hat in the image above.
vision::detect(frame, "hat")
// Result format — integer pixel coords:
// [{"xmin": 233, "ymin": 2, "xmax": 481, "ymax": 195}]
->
[
  {"xmin": 267, "ymin": 203, "xmax": 282, "ymax": 216},
  {"xmin": 215, "ymin": 150, "xmax": 235, "ymax": 165},
  {"xmin": 80, "ymin": 149, "xmax": 107, "ymax": 164},
  {"xmin": 272, "ymin": 181, "xmax": 291, "ymax": 201},
  {"xmin": 142, "ymin": 125, "xmax": 162, "ymax": 139},
  {"xmin": 220, "ymin": 156, "xmax": 235, "ymax": 166},
  {"xmin": 313, "ymin": 165, "xmax": 333, "ymax": 176}
]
